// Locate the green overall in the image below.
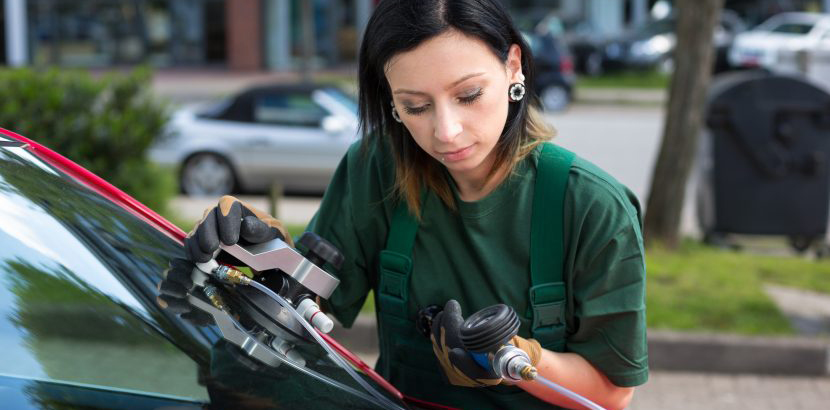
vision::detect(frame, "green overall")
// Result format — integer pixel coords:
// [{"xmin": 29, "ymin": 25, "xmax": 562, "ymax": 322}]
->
[{"xmin": 374, "ymin": 143, "xmax": 576, "ymax": 409}]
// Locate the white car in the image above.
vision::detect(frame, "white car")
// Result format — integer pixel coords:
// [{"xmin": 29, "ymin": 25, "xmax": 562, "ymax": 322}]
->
[
  {"xmin": 149, "ymin": 84, "xmax": 360, "ymax": 196},
  {"xmin": 728, "ymin": 12, "xmax": 830, "ymax": 70}
]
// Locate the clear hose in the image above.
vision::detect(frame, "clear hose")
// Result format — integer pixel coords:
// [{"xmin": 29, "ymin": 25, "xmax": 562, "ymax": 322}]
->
[
  {"xmin": 534, "ymin": 375, "xmax": 606, "ymax": 410},
  {"xmin": 248, "ymin": 280, "xmax": 405, "ymax": 410}
]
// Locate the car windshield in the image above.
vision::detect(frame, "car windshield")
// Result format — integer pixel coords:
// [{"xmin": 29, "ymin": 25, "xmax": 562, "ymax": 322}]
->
[
  {"xmin": 0, "ymin": 138, "xmax": 406, "ymax": 409},
  {"xmin": 636, "ymin": 18, "xmax": 675, "ymax": 36},
  {"xmin": 324, "ymin": 87, "xmax": 359, "ymax": 115},
  {"xmin": 769, "ymin": 22, "xmax": 815, "ymax": 34}
]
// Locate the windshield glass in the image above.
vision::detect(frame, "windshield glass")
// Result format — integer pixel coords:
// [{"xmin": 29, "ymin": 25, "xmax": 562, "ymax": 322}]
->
[
  {"xmin": 0, "ymin": 140, "xmax": 407, "ymax": 409},
  {"xmin": 769, "ymin": 22, "xmax": 815, "ymax": 34}
]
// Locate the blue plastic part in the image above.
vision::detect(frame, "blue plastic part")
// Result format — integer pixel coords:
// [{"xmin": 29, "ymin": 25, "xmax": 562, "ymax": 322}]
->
[{"xmin": 470, "ymin": 352, "xmax": 491, "ymax": 370}]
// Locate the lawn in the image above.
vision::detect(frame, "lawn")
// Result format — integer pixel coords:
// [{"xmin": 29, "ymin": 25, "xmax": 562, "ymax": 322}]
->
[
  {"xmin": 165, "ymin": 211, "xmax": 829, "ymax": 336},
  {"xmin": 577, "ymin": 70, "xmax": 670, "ymax": 89}
]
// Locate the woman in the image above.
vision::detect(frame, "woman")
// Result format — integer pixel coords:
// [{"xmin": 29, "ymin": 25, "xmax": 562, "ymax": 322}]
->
[{"xmin": 176, "ymin": 1, "xmax": 647, "ymax": 408}]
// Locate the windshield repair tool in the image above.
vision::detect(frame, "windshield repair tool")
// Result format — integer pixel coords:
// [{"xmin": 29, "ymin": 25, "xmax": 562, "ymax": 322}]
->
[
  {"xmin": 420, "ymin": 304, "xmax": 607, "ymax": 410},
  {"xmin": 186, "ymin": 232, "xmax": 406, "ymax": 410}
]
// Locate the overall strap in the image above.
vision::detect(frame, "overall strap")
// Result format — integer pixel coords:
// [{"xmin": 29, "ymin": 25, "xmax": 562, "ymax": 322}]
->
[
  {"xmin": 377, "ymin": 196, "xmax": 422, "ymax": 320},
  {"xmin": 529, "ymin": 143, "xmax": 575, "ymax": 351}
]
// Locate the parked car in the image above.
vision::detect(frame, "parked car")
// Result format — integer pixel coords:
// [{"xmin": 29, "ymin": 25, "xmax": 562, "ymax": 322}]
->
[
  {"xmin": 728, "ymin": 12, "xmax": 830, "ymax": 70},
  {"xmin": 513, "ymin": 10, "xmax": 576, "ymax": 111},
  {"xmin": 149, "ymin": 84, "xmax": 360, "ymax": 197},
  {"xmin": 601, "ymin": 10, "xmax": 746, "ymax": 74},
  {"xmin": 0, "ymin": 128, "xmax": 448, "ymax": 409}
]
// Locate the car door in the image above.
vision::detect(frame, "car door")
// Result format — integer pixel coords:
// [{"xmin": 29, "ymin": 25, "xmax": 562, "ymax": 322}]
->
[{"xmin": 233, "ymin": 90, "xmax": 351, "ymax": 186}]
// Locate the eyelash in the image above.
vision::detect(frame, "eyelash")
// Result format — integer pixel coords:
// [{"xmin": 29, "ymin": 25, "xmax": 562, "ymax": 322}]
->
[{"xmin": 402, "ymin": 89, "xmax": 484, "ymax": 116}]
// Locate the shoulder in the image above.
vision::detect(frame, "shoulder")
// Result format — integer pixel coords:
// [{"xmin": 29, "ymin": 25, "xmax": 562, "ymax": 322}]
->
[
  {"xmin": 320, "ymin": 136, "xmax": 398, "ymax": 230},
  {"xmin": 566, "ymin": 154, "xmax": 643, "ymax": 231}
]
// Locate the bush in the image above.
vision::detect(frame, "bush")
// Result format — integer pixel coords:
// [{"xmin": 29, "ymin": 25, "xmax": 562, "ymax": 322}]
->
[{"xmin": 0, "ymin": 67, "xmax": 173, "ymax": 211}]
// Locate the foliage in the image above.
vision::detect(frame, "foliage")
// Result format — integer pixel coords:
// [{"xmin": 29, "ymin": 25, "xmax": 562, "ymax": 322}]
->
[{"xmin": 0, "ymin": 67, "xmax": 174, "ymax": 211}]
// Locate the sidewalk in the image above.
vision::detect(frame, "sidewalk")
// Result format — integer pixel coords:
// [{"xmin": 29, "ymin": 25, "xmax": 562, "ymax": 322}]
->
[{"xmin": 330, "ymin": 315, "xmax": 830, "ymax": 409}]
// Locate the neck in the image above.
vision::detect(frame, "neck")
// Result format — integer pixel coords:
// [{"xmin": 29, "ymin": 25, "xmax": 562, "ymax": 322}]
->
[{"xmin": 448, "ymin": 156, "xmax": 510, "ymax": 202}]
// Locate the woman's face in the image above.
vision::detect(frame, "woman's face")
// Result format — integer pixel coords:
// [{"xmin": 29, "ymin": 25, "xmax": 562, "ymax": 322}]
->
[{"xmin": 385, "ymin": 29, "xmax": 523, "ymax": 177}]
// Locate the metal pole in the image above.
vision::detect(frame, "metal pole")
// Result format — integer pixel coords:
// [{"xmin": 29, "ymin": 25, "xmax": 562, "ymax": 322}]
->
[
  {"xmin": 264, "ymin": 0, "xmax": 291, "ymax": 70},
  {"xmin": 632, "ymin": 0, "xmax": 649, "ymax": 27},
  {"xmin": 355, "ymin": 0, "xmax": 372, "ymax": 55},
  {"xmin": 300, "ymin": 0, "xmax": 315, "ymax": 83},
  {"xmin": 4, "ymin": 0, "xmax": 28, "ymax": 66}
]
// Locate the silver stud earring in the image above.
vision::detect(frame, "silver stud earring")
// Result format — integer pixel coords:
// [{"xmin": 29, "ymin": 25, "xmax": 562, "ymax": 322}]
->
[
  {"xmin": 509, "ymin": 83, "xmax": 526, "ymax": 102},
  {"xmin": 390, "ymin": 101, "xmax": 402, "ymax": 123}
]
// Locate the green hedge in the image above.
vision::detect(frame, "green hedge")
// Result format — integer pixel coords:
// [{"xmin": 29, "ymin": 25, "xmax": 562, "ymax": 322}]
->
[{"xmin": 0, "ymin": 67, "xmax": 173, "ymax": 211}]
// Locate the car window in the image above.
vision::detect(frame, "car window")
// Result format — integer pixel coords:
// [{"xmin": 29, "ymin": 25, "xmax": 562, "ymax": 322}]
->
[
  {"xmin": 769, "ymin": 22, "xmax": 814, "ymax": 34},
  {"xmin": 0, "ymin": 141, "xmax": 408, "ymax": 409},
  {"xmin": 254, "ymin": 93, "xmax": 328, "ymax": 127}
]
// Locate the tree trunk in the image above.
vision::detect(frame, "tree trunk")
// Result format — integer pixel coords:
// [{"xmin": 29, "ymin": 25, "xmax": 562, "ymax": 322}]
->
[{"xmin": 643, "ymin": 0, "xmax": 724, "ymax": 248}]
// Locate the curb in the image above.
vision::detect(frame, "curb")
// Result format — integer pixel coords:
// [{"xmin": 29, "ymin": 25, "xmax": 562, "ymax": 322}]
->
[
  {"xmin": 647, "ymin": 330, "xmax": 829, "ymax": 376},
  {"xmin": 331, "ymin": 315, "xmax": 830, "ymax": 376}
]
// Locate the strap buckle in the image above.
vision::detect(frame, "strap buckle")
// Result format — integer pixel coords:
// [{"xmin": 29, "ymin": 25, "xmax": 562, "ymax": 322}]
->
[
  {"xmin": 378, "ymin": 250, "xmax": 412, "ymax": 319},
  {"xmin": 528, "ymin": 282, "xmax": 567, "ymax": 351}
]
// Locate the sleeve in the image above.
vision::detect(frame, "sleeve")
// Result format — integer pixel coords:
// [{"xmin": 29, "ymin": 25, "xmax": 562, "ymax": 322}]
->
[
  {"xmin": 563, "ymin": 166, "xmax": 649, "ymax": 388},
  {"xmin": 305, "ymin": 140, "xmax": 394, "ymax": 328}
]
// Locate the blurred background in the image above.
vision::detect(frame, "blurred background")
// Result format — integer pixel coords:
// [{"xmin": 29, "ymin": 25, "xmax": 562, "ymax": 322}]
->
[{"xmin": 2, "ymin": 0, "xmax": 830, "ymax": 408}]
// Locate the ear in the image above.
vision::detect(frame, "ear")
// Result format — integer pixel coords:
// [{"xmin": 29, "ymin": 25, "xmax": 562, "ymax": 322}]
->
[{"xmin": 506, "ymin": 44, "xmax": 524, "ymax": 84}]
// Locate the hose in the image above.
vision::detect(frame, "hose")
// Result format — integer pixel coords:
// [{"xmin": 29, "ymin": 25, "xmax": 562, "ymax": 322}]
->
[{"xmin": 534, "ymin": 375, "xmax": 606, "ymax": 410}]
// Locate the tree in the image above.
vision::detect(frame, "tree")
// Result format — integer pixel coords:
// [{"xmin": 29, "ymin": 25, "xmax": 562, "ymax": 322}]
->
[{"xmin": 644, "ymin": 0, "xmax": 724, "ymax": 248}]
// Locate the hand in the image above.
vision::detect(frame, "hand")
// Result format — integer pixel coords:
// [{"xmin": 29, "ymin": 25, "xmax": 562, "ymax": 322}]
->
[
  {"xmin": 185, "ymin": 195, "xmax": 293, "ymax": 264},
  {"xmin": 430, "ymin": 300, "xmax": 502, "ymax": 387},
  {"xmin": 430, "ymin": 300, "xmax": 544, "ymax": 388},
  {"xmin": 156, "ymin": 258, "xmax": 214, "ymax": 326}
]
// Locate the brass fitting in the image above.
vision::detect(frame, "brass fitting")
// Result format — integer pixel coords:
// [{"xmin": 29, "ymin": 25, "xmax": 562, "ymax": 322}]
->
[
  {"xmin": 214, "ymin": 265, "xmax": 252, "ymax": 285},
  {"xmin": 203, "ymin": 284, "xmax": 227, "ymax": 311},
  {"xmin": 520, "ymin": 364, "xmax": 538, "ymax": 381}
]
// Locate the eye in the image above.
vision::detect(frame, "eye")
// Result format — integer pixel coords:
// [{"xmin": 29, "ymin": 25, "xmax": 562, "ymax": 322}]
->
[
  {"xmin": 403, "ymin": 104, "xmax": 429, "ymax": 115},
  {"xmin": 458, "ymin": 89, "xmax": 484, "ymax": 105}
]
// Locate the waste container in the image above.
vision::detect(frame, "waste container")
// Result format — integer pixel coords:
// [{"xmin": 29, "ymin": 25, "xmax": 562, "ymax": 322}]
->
[{"xmin": 697, "ymin": 71, "xmax": 830, "ymax": 251}]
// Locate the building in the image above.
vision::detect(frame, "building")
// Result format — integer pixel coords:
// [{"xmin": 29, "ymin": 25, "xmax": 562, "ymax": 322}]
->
[
  {"xmin": 2, "ymin": 0, "xmax": 374, "ymax": 70},
  {"xmin": 3, "ymin": 0, "xmax": 830, "ymax": 71}
]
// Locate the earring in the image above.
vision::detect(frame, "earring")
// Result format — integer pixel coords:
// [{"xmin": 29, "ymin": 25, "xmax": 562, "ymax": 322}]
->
[
  {"xmin": 390, "ymin": 101, "xmax": 402, "ymax": 123},
  {"xmin": 509, "ymin": 83, "xmax": 526, "ymax": 102}
]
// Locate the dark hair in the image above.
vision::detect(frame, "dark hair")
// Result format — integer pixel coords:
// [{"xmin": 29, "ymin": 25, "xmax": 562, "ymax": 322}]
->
[{"xmin": 358, "ymin": 0, "xmax": 552, "ymax": 216}]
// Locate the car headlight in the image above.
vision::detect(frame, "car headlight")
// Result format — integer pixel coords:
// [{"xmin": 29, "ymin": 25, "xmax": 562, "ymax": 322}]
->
[{"xmin": 632, "ymin": 35, "xmax": 673, "ymax": 57}]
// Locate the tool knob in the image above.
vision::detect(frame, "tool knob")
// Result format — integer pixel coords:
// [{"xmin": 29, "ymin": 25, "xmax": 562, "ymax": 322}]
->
[
  {"xmin": 460, "ymin": 304, "xmax": 521, "ymax": 353},
  {"xmin": 298, "ymin": 232, "xmax": 345, "ymax": 270}
]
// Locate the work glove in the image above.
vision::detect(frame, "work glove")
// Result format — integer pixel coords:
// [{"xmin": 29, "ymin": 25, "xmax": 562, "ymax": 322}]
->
[
  {"xmin": 184, "ymin": 195, "xmax": 293, "ymax": 264},
  {"xmin": 430, "ymin": 300, "xmax": 543, "ymax": 388},
  {"xmin": 156, "ymin": 258, "xmax": 215, "ymax": 326}
]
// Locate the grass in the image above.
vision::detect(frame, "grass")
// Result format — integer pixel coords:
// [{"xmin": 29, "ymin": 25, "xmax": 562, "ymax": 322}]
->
[
  {"xmin": 161, "ymin": 206, "xmax": 830, "ymax": 336},
  {"xmin": 646, "ymin": 240, "xmax": 830, "ymax": 335},
  {"xmin": 577, "ymin": 69, "xmax": 670, "ymax": 89}
]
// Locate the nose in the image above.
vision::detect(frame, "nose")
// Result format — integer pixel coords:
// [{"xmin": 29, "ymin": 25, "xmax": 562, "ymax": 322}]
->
[{"xmin": 433, "ymin": 103, "xmax": 463, "ymax": 143}]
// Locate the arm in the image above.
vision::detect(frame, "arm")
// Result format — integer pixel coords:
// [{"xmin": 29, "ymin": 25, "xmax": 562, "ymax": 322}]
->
[{"xmin": 517, "ymin": 349, "xmax": 634, "ymax": 410}]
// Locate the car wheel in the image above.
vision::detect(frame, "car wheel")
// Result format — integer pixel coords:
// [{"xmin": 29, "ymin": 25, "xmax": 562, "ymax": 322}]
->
[
  {"xmin": 585, "ymin": 51, "xmax": 604, "ymax": 77},
  {"xmin": 180, "ymin": 153, "xmax": 236, "ymax": 196},
  {"xmin": 540, "ymin": 85, "xmax": 570, "ymax": 112}
]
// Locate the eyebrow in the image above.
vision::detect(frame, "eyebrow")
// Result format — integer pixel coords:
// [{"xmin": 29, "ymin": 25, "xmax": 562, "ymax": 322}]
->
[{"xmin": 392, "ymin": 72, "xmax": 486, "ymax": 96}]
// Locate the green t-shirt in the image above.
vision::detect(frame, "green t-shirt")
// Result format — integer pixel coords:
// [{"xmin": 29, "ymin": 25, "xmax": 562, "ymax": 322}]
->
[{"xmin": 307, "ymin": 139, "xmax": 648, "ymax": 389}]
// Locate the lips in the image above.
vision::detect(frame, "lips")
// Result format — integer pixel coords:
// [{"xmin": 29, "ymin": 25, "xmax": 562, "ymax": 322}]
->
[{"xmin": 438, "ymin": 144, "xmax": 475, "ymax": 162}]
